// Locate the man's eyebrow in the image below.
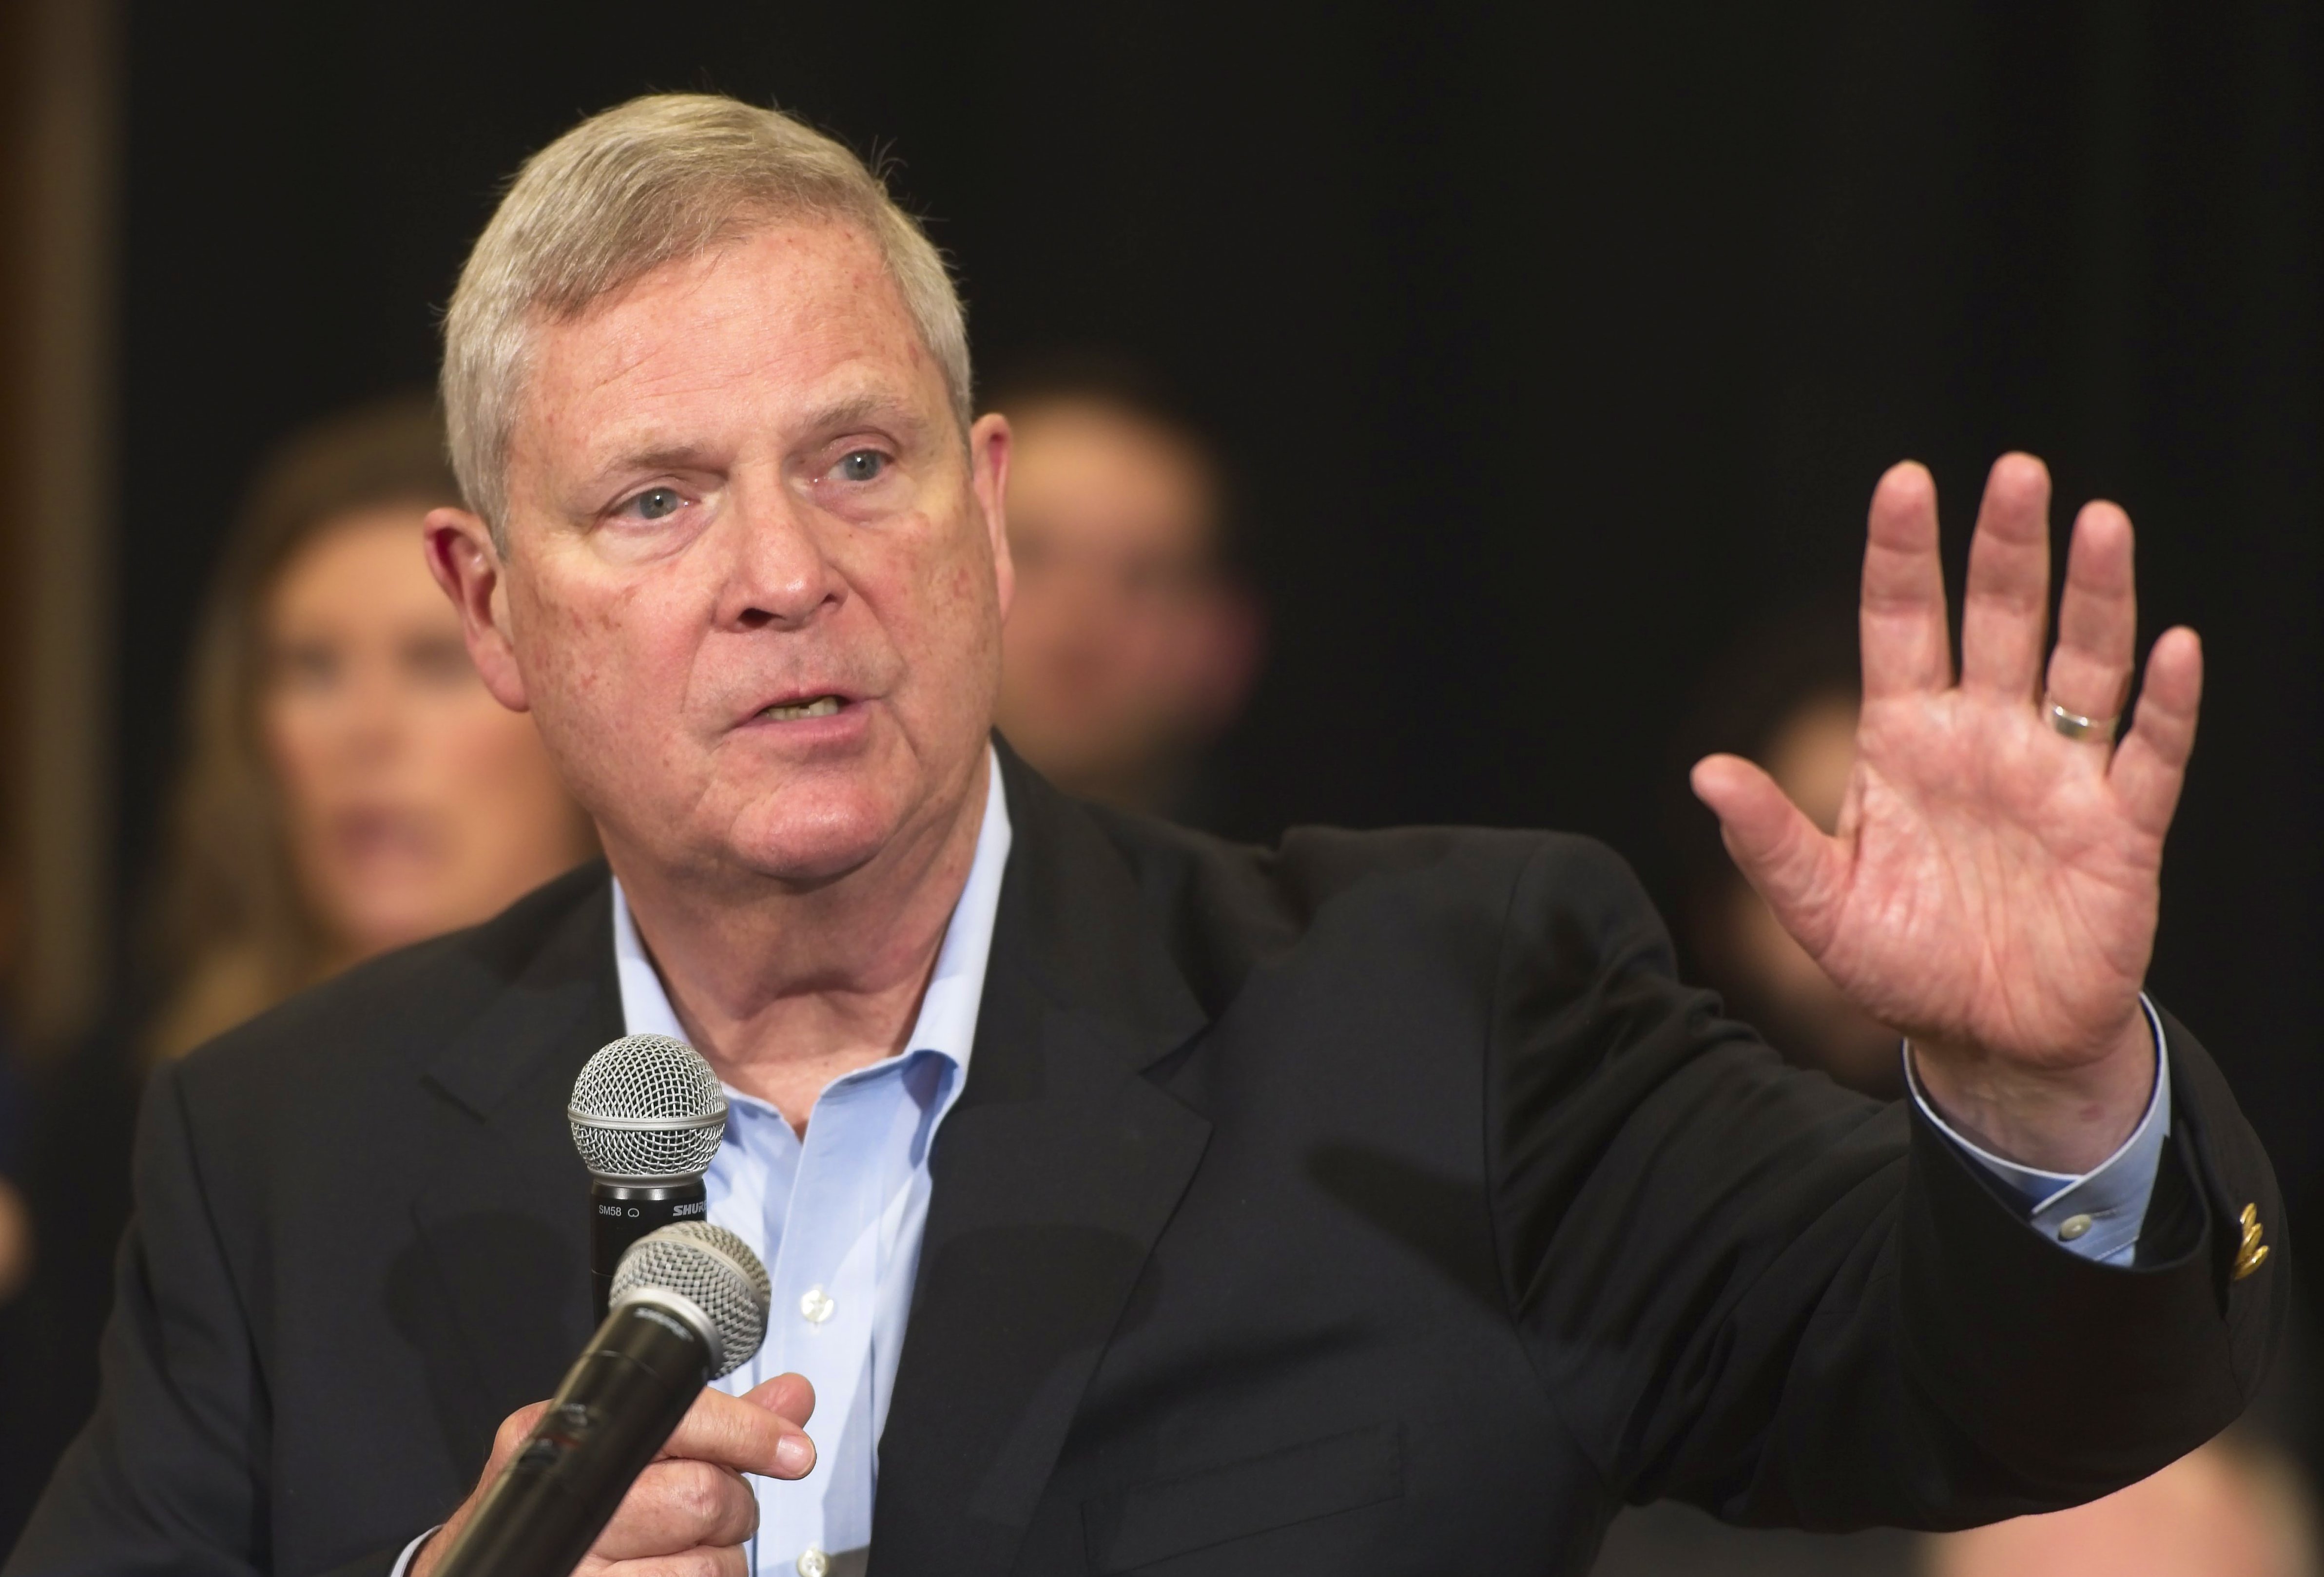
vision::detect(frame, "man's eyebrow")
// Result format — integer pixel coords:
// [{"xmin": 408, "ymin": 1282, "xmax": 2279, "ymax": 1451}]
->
[
  {"xmin": 584, "ymin": 442, "xmax": 716, "ymax": 486},
  {"xmin": 576, "ymin": 394, "xmax": 933, "ymax": 490},
  {"xmin": 801, "ymin": 391, "xmax": 930, "ymax": 439}
]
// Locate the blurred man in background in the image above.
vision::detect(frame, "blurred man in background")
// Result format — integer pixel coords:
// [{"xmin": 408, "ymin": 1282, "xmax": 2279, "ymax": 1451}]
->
[
  {"xmin": 987, "ymin": 355, "xmax": 1261, "ymax": 824},
  {"xmin": 1665, "ymin": 607, "xmax": 1901, "ymax": 1097}
]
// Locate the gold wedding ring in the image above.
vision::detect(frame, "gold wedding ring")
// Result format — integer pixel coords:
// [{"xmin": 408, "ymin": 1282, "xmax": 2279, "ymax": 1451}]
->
[{"xmin": 2047, "ymin": 697, "xmax": 2119, "ymax": 745}]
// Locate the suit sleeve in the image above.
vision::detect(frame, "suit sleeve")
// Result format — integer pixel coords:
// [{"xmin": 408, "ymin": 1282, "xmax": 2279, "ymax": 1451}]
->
[
  {"xmin": 1485, "ymin": 834, "xmax": 2286, "ymax": 1531},
  {"xmin": 1, "ymin": 1061, "xmax": 406, "ymax": 1577}
]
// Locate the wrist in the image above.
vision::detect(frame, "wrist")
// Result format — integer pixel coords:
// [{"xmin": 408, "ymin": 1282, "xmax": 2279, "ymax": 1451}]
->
[
  {"xmin": 1908, "ymin": 1009, "xmax": 2157, "ymax": 1174},
  {"xmin": 404, "ymin": 1518, "xmax": 455, "ymax": 1577}
]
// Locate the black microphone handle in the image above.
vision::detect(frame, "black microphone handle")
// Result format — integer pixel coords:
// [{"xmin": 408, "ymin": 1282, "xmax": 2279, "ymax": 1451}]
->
[
  {"xmin": 431, "ymin": 1298, "xmax": 711, "ymax": 1577},
  {"xmin": 591, "ymin": 1178, "xmax": 709, "ymax": 1321}
]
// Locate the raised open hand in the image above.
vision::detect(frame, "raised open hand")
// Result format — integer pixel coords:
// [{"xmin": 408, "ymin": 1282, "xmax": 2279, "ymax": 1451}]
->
[{"xmin": 1691, "ymin": 455, "xmax": 2198, "ymax": 1172}]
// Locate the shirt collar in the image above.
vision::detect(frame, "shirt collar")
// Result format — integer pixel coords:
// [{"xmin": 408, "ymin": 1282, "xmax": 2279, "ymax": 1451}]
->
[{"xmin": 610, "ymin": 745, "xmax": 1013, "ymax": 1078}]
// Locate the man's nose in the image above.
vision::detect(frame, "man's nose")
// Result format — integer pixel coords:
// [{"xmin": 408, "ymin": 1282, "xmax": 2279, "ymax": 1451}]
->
[{"xmin": 714, "ymin": 474, "xmax": 845, "ymax": 631}]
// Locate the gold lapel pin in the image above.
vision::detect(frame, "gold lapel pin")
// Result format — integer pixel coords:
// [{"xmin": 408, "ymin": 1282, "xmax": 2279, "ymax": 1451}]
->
[{"xmin": 2235, "ymin": 1204, "xmax": 2269, "ymax": 1282}]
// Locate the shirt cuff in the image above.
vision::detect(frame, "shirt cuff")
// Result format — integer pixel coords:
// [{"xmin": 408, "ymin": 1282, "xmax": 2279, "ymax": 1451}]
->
[
  {"xmin": 1904, "ymin": 993, "xmax": 2171, "ymax": 1268},
  {"xmin": 388, "ymin": 1526, "xmax": 443, "ymax": 1577}
]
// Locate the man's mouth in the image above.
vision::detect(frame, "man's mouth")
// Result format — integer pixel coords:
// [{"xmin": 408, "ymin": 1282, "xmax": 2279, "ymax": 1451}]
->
[{"xmin": 757, "ymin": 695, "xmax": 846, "ymax": 722}]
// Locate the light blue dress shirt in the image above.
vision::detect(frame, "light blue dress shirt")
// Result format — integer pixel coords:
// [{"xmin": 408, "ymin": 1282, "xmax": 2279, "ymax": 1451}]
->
[
  {"xmin": 393, "ymin": 766, "xmax": 2167, "ymax": 1577},
  {"xmin": 612, "ymin": 752, "xmax": 1010, "ymax": 1577}
]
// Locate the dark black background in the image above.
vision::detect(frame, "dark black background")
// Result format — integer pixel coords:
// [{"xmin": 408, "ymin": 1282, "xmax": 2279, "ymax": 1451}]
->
[{"xmin": 117, "ymin": 2, "xmax": 2318, "ymax": 1239}]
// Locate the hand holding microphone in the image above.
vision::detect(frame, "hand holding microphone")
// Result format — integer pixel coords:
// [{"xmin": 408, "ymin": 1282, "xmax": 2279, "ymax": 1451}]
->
[{"xmin": 415, "ymin": 1221, "xmax": 816, "ymax": 1577}]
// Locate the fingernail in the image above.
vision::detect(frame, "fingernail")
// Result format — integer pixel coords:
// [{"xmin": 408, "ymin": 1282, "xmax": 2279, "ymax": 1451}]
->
[{"xmin": 777, "ymin": 1432, "xmax": 815, "ymax": 1475}]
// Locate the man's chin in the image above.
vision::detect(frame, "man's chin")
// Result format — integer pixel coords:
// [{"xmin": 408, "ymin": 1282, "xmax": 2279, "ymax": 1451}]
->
[{"xmin": 716, "ymin": 792, "xmax": 914, "ymax": 890}]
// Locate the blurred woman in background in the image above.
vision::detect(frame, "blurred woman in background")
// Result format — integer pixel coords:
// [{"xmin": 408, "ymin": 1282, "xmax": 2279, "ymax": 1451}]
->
[
  {"xmin": 148, "ymin": 392, "xmax": 595, "ymax": 1057},
  {"xmin": 0, "ymin": 394, "xmax": 595, "ymax": 1541}
]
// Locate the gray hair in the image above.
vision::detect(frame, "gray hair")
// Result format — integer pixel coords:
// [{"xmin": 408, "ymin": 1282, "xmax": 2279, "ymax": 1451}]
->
[{"xmin": 440, "ymin": 93, "xmax": 973, "ymax": 545}]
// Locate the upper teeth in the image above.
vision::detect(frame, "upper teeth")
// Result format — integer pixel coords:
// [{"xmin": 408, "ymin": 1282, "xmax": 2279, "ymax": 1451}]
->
[{"xmin": 764, "ymin": 696, "xmax": 842, "ymax": 721}]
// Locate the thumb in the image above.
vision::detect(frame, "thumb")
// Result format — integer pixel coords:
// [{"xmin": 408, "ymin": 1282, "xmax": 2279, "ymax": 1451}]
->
[
  {"xmin": 1690, "ymin": 753, "xmax": 1845, "ymax": 957},
  {"xmin": 743, "ymin": 1371, "xmax": 816, "ymax": 1429}
]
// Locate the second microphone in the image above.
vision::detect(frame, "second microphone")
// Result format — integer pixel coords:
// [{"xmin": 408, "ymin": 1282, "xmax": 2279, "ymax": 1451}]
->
[{"xmin": 567, "ymin": 1033, "xmax": 730, "ymax": 1320}]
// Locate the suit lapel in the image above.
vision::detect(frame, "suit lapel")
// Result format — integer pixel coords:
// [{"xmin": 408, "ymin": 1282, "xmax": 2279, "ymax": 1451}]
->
[
  {"xmin": 872, "ymin": 751, "xmax": 1213, "ymax": 1577},
  {"xmin": 403, "ymin": 871, "xmax": 624, "ymax": 1469}
]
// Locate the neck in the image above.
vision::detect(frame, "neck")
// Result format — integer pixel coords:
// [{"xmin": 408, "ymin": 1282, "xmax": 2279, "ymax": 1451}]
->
[{"xmin": 609, "ymin": 750, "xmax": 991, "ymax": 1127}]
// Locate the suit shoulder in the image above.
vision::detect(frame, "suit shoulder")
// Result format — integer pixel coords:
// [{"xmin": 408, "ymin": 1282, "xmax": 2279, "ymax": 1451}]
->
[
  {"xmin": 1097, "ymin": 807, "xmax": 1637, "ymax": 916},
  {"xmin": 175, "ymin": 860, "xmax": 612, "ymax": 1098},
  {"xmin": 1086, "ymin": 807, "xmax": 1649, "ymax": 1007}
]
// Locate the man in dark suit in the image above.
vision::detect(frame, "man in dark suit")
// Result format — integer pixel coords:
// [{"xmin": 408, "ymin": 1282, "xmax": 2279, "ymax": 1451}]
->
[{"xmin": 7, "ymin": 94, "xmax": 2284, "ymax": 1577}]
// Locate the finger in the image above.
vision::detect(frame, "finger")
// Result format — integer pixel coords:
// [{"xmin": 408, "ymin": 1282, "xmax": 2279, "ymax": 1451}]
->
[
  {"xmin": 658, "ymin": 1386, "xmax": 816, "ymax": 1480},
  {"xmin": 742, "ymin": 1372, "xmax": 815, "ymax": 1430},
  {"xmin": 1959, "ymin": 453, "xmax": 2053, "ymax": 698},
  {"xmin": 594, "ymin": 1460, "xmax": 758, "ymax": 1560},
  {"xmin": 2109, "ymin": 626, "xmax": 2202, "ymax": 837},
  {"xmin": 1691, "ymin": 753, "xmax": 1848, "ymax": 957},
  {"xmin": 1859, "ymin": 461, "xmax": 1953, "ymax": 699},
  {"xmin": 2045, "ymin": 500, "xmax": 2137, "ymax": 728},
  {"xmin": 593, "ymin": 1545, "xmax": 749, "ymax": 1577},
  {"xmin": 413, "ymin": 1402, "xmax": 559, "ymax": 1577},
  {"xmin": 487, "ymin": 1401, "xmax": 553, "ymax": 1471}
]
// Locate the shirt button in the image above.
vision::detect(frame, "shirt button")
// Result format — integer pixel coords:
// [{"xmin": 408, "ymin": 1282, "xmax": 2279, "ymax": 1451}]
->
[
  {"xmin": 796, "ymin": 1547, "xmax": 829, "ymax": 1577},
  {"xmin": 2058, "ymin": 1213, "xmax": 2094, "ymax": 1242},
  {"xmin": 799, "ymin": 1286, "xmax": 835, "ymax": 1325}
]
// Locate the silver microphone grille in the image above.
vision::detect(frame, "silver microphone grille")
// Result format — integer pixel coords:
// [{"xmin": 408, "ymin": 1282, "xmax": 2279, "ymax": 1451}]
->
[
  {"xmin": 567, "ymin": 1034, "xmax": 728, "ymax": 1182},
  {"xmin": 610, "ymin": 1221, "xmax": 770, "ymax": 1379}
]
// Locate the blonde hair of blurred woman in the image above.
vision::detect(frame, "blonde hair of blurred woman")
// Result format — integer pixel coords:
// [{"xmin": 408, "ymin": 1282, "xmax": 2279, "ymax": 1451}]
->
[{"xmin": 147, "ymin": 394, "xmax": 591, "ymax": 1059}]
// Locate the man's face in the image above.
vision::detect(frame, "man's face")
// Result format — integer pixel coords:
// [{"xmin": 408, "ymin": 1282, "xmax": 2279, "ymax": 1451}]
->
[
  {"xmin": 465, "ymin": 222, "xmax": 1009, "ymax": 890},
  {"xmin": 994, "ymin": 401, "xmax": 1250, "ymax": 806}
]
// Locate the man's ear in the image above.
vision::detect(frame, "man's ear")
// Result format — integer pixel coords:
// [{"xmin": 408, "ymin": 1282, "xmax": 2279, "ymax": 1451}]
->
[
  {"xmin": 968, "ymin": 412, "xmax": 1014, "ymax": 620},
  {"xmin": 423, "ymin": 507, "xmax": 532, "ymax": 712}
]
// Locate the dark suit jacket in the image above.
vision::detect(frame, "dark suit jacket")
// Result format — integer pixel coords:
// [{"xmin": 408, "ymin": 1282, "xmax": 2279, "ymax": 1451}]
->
[{"xmin": 6, "ymin": 750, "xmax": 2288, "ymax": 1576}]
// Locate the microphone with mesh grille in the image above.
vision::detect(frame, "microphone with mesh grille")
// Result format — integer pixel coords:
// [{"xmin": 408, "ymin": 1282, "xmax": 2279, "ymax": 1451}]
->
[
  {"xmin": 569, "ymin": 1034, "xmax": 729, "ymax": 1321},
  {"xmin": 430, "ymin": 1222, "xmax": 773, "ymax": 1577}
]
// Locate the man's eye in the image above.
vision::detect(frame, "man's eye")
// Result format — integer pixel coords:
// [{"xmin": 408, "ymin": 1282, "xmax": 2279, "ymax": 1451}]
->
[
  {"xmin": 833, "ymin": 450, "xmax": 888, "ymax": 483},
  {"xmin": 624, "ymin": 486, "xmax": 686, "ymax": 521}
]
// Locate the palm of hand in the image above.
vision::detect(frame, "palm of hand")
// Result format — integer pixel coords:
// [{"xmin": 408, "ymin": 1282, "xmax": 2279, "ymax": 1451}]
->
[
  {"xmin": 1695, "ymin": 455, "xmax": 2200, "ymax": 1087},
  {"xmin": 1813, "ymin": 687, "xmax": 2160, "ymax": 1069}
]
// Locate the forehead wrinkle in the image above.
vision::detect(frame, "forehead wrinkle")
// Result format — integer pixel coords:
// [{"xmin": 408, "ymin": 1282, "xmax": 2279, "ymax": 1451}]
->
[
  {"xmin": 561, "ymin": 274, "xmax": 924, "ymax": 422},
  {"xmin": 571, "ymin": 327, "xmax": 736, "ymax": 412},
  {"xmin": 571, "ymin": 374, "xmax": 931, "ymax": 486},
  {"xmin": 523, "ymin": 226, "xmax": 953, "ymax": 498}
]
